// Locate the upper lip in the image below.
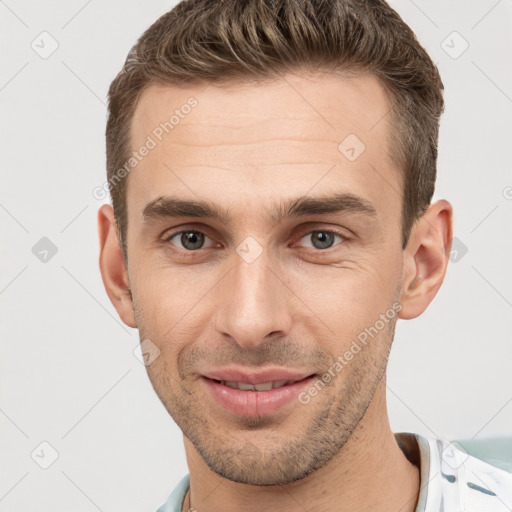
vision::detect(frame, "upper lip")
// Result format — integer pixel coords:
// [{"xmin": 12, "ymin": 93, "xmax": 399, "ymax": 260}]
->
[{"xmin": 201, "ymin": 367, "xmax": 314, "ymax": 384}]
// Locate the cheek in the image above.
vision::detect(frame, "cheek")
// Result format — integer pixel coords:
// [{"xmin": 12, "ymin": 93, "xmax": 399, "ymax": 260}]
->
[
  {"xmin": 131, "ymin": 263, "xmax": 217, "ymax": 361},
  {"xmin": 132, "ymin": 260, "xmax": 199, "ymax": 318},
  {"xmin": 288, "ymin": 254, "xmax": 401, "ymax": 344}
]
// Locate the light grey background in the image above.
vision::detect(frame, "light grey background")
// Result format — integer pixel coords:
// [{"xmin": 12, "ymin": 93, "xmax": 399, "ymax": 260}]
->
[{"xmin": 1, "ymin": 1, "xmax": 511, "ymax": 510}]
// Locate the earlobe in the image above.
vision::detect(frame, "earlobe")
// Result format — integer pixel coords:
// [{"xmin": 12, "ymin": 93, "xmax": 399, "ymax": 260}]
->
[
  {"xmin": 398, "ymin": 200, "xmax": 453, "ymax": 320},
  {"xmin": 97, "ymin": 204, "xmax": 137, "ymax": 328}
]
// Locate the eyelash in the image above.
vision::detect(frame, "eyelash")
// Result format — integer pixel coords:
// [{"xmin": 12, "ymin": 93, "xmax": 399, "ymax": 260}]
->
[{"xmin": 161, "ymin": 227, "xmax": 349, "ymax": 257}]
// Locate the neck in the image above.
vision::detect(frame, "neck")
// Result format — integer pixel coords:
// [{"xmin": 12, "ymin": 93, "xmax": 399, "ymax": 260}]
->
[{"xmin": 183, "ymin": 378, "xmax": 420, "ymax": 512}]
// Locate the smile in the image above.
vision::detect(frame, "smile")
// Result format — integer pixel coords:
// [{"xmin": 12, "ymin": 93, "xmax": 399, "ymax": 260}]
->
[{"xmin": 200, "ymin": 370, "xmax": 317, "ymax": 416}]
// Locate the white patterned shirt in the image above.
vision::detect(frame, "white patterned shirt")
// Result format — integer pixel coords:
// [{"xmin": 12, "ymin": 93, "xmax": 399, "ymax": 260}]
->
[{"xmin": 156, "ymin": 432, "xmax": 512, "ymax": 511}]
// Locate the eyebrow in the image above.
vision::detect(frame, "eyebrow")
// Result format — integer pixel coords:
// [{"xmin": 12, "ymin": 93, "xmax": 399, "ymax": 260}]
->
[{"xmin": 142, "ymin": 192, "xmax": 378, "ymax": 225}]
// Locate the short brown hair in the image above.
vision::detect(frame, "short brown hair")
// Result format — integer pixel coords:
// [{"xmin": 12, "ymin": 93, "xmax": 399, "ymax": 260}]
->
[{"xmin": 106, "ymin": 0, "xmax": 444, "ymax": 260}]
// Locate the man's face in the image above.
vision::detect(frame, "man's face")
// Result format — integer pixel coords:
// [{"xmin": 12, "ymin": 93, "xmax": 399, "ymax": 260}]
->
[{"xmin": 125, "ymin": 72, "xmax": 405, "ymax": 484}]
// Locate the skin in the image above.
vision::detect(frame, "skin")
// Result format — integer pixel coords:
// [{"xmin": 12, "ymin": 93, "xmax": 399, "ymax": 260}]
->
[{"xmin": 98, "ymin": 70, "xmax": 453, "ymax": 512}]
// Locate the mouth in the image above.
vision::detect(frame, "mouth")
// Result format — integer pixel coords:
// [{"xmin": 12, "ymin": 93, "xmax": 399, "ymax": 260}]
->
[
  {"xmin": 200, "ymin": 369, "xmax": 317, "ymax": 416},
  {"xmin": 213, "ymin": 379, "xmax": 300, "ymax": 391}
]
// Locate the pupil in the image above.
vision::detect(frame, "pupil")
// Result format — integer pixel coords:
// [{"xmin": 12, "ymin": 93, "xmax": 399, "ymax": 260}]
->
[
  {"xmin": 313, "ymin": 231, "xmax": 334, "ymax": 249},
  {"xmin": 182, "ymin": 231, "xmax": 204, "ymax": 250}
]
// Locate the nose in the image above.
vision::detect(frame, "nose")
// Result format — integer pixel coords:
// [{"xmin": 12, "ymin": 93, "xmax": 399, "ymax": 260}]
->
[{"xmin": 212, "ymin": 247, "xmax": 293, "ymax": 349}]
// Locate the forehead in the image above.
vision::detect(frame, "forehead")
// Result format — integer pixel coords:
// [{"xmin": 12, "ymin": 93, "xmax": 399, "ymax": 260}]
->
[
  {"xmin": 126, "ymin": 71, "xmax": 401, "ymax": 226},
  {"xmin": 131, "ymin": 71, "xmax": 392, "ymax": 144}
]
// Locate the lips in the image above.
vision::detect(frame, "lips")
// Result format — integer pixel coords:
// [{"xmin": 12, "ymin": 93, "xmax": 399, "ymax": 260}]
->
[{"xmin": 200, "ymin": 368, "xmax": 316, "ymax": 416}]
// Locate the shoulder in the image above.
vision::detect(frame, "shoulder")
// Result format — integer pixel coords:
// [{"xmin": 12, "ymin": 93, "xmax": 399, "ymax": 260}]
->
[
  {"xmin": 155, "ymin": 474, "xmax": 190, "ymax": 512},
  {"xmin": 434, "ymin": 437, "xmax": 512, "ymax": 511},
  {"xmin": 396, "ymin": 432, "xmax": 512, "ymax": 512}
]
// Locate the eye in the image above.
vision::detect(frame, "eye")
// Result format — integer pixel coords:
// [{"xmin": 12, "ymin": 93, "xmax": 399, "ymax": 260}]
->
[
  {"xmin": 296, "ymin": 230, "xmax": 346, "ymax": 250},
  {"xmin": 161, "ymin": 227, "xmax": 347, "ymax": 254},
  {"xmin": 163, "ymin": 229, "xmax": 217, "ymax": 251}
]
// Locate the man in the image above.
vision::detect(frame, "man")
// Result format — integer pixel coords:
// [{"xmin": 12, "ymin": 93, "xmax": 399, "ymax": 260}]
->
[{"xmin": 97, "ymin": 0, "xmax": 512, "ymax": 511}]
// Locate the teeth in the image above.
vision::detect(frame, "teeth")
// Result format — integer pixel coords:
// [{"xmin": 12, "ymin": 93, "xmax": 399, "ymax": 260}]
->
[
  {"xmin": 237, "ymin": 382, "xmax": 256, "ymax": 391},
  {"xmin": 254, "ymin": 382, "xmax": 273, "ymax": 391},
  {"xmin": 222, "ymin": 380, "xmax": 291, "ymax": 391}
]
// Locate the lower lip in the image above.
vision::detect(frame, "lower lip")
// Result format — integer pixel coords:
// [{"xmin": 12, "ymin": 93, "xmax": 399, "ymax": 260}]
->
[{"xmin": 201, "ymin": 376, "xmax": 316, "ymax": 416}]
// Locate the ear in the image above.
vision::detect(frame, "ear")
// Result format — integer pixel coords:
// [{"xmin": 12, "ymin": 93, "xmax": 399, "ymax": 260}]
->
[
  {"xmin": 398, "ymin": 200, "xmax": 453, "ymax": 320},
  {"xmin": 97, "ymin": 204, "xmax": 137, "ymax": 328}
]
